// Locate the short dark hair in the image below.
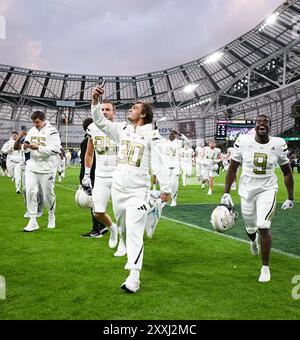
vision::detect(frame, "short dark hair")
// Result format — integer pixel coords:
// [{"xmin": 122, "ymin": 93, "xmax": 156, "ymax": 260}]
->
[
  {"xmin": 136, "ymin": 102, "xmax": 153, "ymax": 125},
  {"xmin": 11, "ymin": 131, "xmax": 18, "ymax": 135},
  {"xmin": 102, "ymin": 100, "xmax": 116, "ymax": 112},
  {"xmin": 83, "ymin": 117, "xmax": 93, "ymax": 132},
  {"xmin": 31, "ymin": 111, "xmax": 46, "ymax": 121}
]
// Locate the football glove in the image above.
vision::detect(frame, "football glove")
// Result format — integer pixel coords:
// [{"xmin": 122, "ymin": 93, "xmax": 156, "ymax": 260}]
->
[
  {"xmin": 221, "ymin": 193, "xmax": 234, "ymax": 207},
  {"xmin": 82, "ymin": 175, "xmax": 92, "ymax": 189},
  {"xmin": 281, "ymin": 199, "xmax": 294, "ymax": 210}
]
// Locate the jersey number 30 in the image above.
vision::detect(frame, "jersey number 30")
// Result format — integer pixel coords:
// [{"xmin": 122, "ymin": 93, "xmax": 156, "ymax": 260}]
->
[
  {"xmin": 253, "ymin": 153, "xmax": 268, "ymax": 175},
  {"xmin": 118, "ymin": 141, "xmax": 144, "ymax": 167}
]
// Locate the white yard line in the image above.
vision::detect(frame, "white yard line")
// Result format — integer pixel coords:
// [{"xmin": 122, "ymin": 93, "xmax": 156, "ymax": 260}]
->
[
  {"xmin": 56, "ymin": 184, "xmax": 78, "ymax": 192},
  {"xmin": 161, "ymin": 216, "xmax": 300, "ymax": 261}
]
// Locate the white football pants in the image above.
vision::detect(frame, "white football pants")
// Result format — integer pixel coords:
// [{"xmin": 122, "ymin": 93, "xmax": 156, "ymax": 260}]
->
[
  {"xmin": 7, "ymin": 160, "xmax": 23, "ymax": 191},
  {"xmin": 111, "ymin": 188, "xmax": 149, "ymax": 272},
  {"xmin": 240, "ymin": 189, "xmax": 277, "ymax": 235},
  {"xmin": 168, "ymin": 168, "xmax": 179, "ymax": 202},
  {"xmin": 25, "ymin": 169, "xmax": 56, "ymax": 218}
]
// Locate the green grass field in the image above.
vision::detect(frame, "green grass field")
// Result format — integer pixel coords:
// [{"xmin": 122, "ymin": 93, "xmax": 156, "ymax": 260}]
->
[{"xmin": 0, "ymin": 168, "xmax": 300, "ymax": 320}]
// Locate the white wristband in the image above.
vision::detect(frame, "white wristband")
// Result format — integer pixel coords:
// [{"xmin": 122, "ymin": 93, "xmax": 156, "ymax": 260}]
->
[{"xmin": 84, "ymin": 167, "xmax": 91, "ymax": 176}]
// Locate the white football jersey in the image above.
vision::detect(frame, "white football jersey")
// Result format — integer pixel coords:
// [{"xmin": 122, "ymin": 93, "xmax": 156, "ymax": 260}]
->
[
  {"xmin": 24, "ymin": 121, "xmax": 61, "ymax": 173},
  {"xmin": 92, "ymin": 104, "xmax": 171, "ymax": 194},
  {"xmin": 1, "ymin": 138, "xmax": 23, "ymax": 163},
  {"xmin": 232, "ymin": 134, "xmax": 289, "ymax": 199},
  {"xmin": 87, "ymin": 122, "xmax": 118, "ymax": 178},
  {"xmin": 203, "ymin": 146, "xmax": 221, "ymax": 166},
  {"xmin": 165, "ymin": 139, "xmax": 183, "ymax": 171},
  {"xmin": 195, "ymin": 146, "xmax": 205, "ymax": 164},
  {"xmin": 232, "ymin": 135, "xmax": 289, "ymax": 178},
  {"xmin": 180, "ymin": 148, "xmax": 194, "ymax": 164}
]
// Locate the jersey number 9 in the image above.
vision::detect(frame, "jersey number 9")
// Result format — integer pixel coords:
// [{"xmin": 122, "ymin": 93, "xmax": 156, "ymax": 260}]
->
[{"xmin": 253, "ymin": 153, "xmax": 268, "ymax": 175}]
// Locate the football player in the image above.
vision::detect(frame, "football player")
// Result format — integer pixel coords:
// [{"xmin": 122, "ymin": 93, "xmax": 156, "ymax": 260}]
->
[
  {"xmin": 221, "ymin": 115, "xmax": 294, "ymax": 282},
  {"xmin": 1, "ymin": 131, "xmax": 24, "ymax": 193},
  {"xmin": 92, "ymin": 85, "xmax": 171, "ymax": 293},
  {"xmin": 202, "ymin": 140, "xmax": 222, "ymax": 195},
  {"xmin": 21, "ymin": 111, "xmax": 61, "ymax": 232},
  {"xmin": 83, "ymin": 101, "xmax": 119, "ymax": 252},
  {"xmin": 195, "ymin": 141, "xmax": 205, "ymax": 183},
  {"xmin": 180, "ymin": 143, "xmax": 194, "ymax": 187},
  {"xmin": 165, "ymin": 130, "xmax": 188, "ymax": 207},
  {"xmin": 225, "ymin": 143, "xmax": 237, "ymax": 190},
  {"xmin": 14, "ymin": 130, "xmax": 44, "ymax": 219}
]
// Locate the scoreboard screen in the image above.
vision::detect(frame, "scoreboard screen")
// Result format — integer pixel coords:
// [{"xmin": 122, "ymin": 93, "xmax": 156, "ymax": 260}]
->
[{"xmin": 216, "ymin": 120, "xmax": 255, "ymax": 141}]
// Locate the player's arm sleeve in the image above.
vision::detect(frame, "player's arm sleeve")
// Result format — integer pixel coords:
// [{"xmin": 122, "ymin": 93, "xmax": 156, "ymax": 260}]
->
[
  {"xmin": 231, "ymin": 138, "xmax": 242, "ymax": 163},
  {"xmin": 1, "ymin": 141, "xmax": 10, "ymax": 153},
  {"xmin": 151, "ymin": 134, "xmax": 171, "ymax": 194},
  {"xmin": 38, "ymin": 130, "xmax": 61, "ymax": 156},
  {"xmin": 277, "ymin": 139, "xmax": 289, "ymax": 166},
  {"xmin": 180, "ymin": 134, "xmax": 188, "ymax": 143},
  {"xmin": 91, "ymin": 103, "xmax": 122, "ymax": 143}
]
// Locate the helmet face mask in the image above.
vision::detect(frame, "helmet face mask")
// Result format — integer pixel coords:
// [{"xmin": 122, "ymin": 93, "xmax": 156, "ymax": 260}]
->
[
  {"xmin": 210, "ymin": 204, "xmax": 238, "ymax": 233},
  {"xmin": 75, "ymin": 185, "xmax": 93, "ymax": 209}
]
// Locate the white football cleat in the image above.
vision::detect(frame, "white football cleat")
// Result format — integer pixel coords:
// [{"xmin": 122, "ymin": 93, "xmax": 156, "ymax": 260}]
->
[
  {"xmin": 24, "ymin": 219, "xmax": 39, "ymax": 232},
  {"xmin": 47, "ymin": 215, "xmax": 56, "ymax": 229},
  {"xmin": 114, "ymin": 239, "xmax": 127, "ymax": 257},
  {"xmin": 258, "ymin": 266, "xmax": 271, "ymax": 283},
  {"xmin": 121, "ymin": 276, "xmax": 140, "ymax": 293},
  {"xmin": 250, "ymin": 234, "xmax": 259, "ymax": 256},
  {"xmin": 109, "ymin": 224, "xmax": 118, "ymax": 249},
  {"xmin": 207, "ymin": 189, "xmax": 212, "ymax": 196},
  {"xmin": 201, "ymin": 184, "xmax": 205, "ymax": 190}
]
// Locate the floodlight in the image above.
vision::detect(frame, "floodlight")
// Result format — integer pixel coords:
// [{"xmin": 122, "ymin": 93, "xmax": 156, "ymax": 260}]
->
[
  {"xmin": 204, "ymin": 51, "xmax": 224, "ymax": 64},
  {"xmin": 266, "ymin": 12, "xmax": 279, "ymax": 25},
  {"xmin": 183, "ymin": 84, "xmax": 198, "ymax": 93}
]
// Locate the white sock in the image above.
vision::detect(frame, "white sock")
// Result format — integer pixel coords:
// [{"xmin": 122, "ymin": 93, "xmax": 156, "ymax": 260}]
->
[
  {"xmin": 130, "ymin": 270, "xmax": 140, "ymax": 281},
  {"xmin": 110, "ymin": 223, "xmax": 117, "ymax": 234}
]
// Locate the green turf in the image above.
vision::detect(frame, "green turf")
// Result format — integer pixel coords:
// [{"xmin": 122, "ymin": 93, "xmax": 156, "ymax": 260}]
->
[{"xmin": 0, "ymin": 168, "xmax": 300, "ymax": 320}]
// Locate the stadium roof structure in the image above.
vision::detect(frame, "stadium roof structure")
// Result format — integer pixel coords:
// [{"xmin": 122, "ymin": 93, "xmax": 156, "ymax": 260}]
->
[{"xmin": 0, "ymin": 0, "xmax": 300, "ymax": 137}]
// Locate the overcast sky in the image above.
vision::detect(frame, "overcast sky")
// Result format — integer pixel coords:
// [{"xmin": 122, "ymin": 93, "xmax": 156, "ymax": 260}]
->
[{"xmin": 0, "ymin": 0, "xmax": 283, "ymax": 76}]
